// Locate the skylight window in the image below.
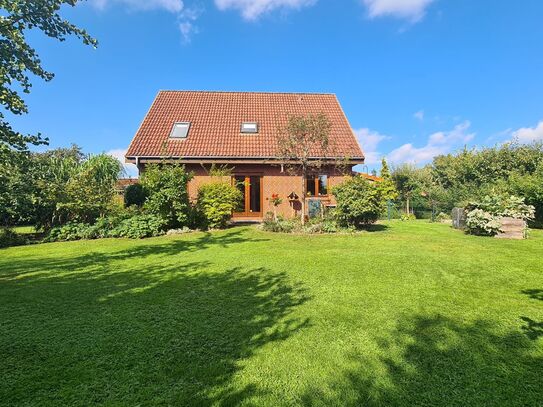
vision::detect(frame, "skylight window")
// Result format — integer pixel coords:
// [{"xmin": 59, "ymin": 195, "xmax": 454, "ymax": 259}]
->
[
  {"xmin": 241, "ymin": 122, "xmax": 258, "ymax": 134},
  {"xmin": 169, "ymin": 122, "xmax": 191, "ymax": 139}
]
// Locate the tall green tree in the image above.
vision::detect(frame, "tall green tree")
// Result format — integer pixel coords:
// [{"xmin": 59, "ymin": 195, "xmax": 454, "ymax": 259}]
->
[
  {"xmin": 392, "ymin": 163, "xmax": 423, "ymax": 214},
  {"xmin": 380, "ymin": 158, "xmax": 392, "ymax": 181},
  {"xmin": 0, "ymin": 0, "xmax": 96, "ymax": 155}
]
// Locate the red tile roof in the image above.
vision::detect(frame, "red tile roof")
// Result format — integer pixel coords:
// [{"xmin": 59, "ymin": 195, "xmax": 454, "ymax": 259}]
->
[
  {"xmin": 357, "ymin": 173, "xmax": 383, "ymax": 182},
  {"xmin": 126, "ymin": 91, "xmax": 364, "ymax": 161}
]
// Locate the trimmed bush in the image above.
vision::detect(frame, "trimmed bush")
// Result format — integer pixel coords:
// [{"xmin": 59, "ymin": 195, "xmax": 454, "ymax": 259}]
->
[
  {"xmin": 196, "ymin": 181, "xmax": 243, "ymax": 229},
  {"xmin": 332, "ymin": 176, "xmax": 387, "ymax": 228},
  {"xmin": 0, "ymin": 228, "xmax": 27, "ymax": 248}
]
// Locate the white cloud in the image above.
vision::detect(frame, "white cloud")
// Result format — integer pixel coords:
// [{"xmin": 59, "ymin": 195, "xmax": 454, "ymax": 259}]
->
[
  {"xmin": 107, "ymin": 149, "xmax": 139, "ymax": 178},
  {"xmin": 362, "ymin": 0, "xmax": 435, "ymax": 22},
  {"xmin": 214, "ymin": 0, "xmax": 316, "ymax": 20},
  {"xmin": 178, "ymin": 6, "xmax": 203, "ymax": 42},
  {"xmin": 90, "ymin": 0, "xmax": 184, "ymax": 13},
  {"xmin": 414, "ymin": 109, "xmax": 424, "ymax": 121},
  {"xmin": 511, "ymin": 121, "xmax": 543, "ymax": 143},
  {"xmin": 354, "ymin": 128, "xmax": 391, "ymax": 165},
  {"xmin": 388, "ymin": 121, "xmax": 474, "ymax": 164},
  {"xmin": 89, "ymin": 0, "xmax": 201, "ymax": 41}
]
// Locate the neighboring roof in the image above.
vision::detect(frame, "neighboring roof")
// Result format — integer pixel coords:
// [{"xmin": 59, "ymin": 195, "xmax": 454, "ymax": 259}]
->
[
  {"xmin": 116, "ymin": 178, "xmax": 139, "ymax": 190},
  {"xmin": 126, "ymin": 91, "xmax": 364, "ymax": 161},
  {"xmin": 357, "ymin": 173, "xmax": 383, "ymax": 182}
]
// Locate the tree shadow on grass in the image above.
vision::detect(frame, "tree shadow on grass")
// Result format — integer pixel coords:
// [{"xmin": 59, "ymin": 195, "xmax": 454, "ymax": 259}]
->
[
  {"xmin": 520, "ymin": 288, "xmax": 543, "ymax": 341},
  {"xmin": 0, "ymin": 228, "xmax": 268, "ymax": 281},
  {"xmin": 521, "ymin": 288, "xmax": 543, "ymax": 301},
  {"xmin": 300, "ymin": 315, "xmax": 543, "ymax": 406},
  {"xmin": 0, "ymin": 233, "xmax": 309, "ymax": 406}
]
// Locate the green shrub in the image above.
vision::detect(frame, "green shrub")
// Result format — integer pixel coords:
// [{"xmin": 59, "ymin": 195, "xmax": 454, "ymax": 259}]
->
[
  {"xmin": 466, "ymin": 195, "xmax": 535, "ymax": 221},
  {"xmin": 196, "ymin": 181, "xmax": 243, "ymax": 229},
  {"xmin": 110, "ymin": 214, "xmax": 166, "ymax": 239},
  {"xmin": 465, "ymin": 209, "xmax": 502, "ymax": 236},
  {"xmin": 321, "ymin": 219, "xmax": 339, "ymax": 233},
  {"xmin": 400, "ymin": 213, "xmax": 417, "ymax": 221},
  {"xmin": 434, "ymin": 212, "xmax": 451, "ymax": 222},
  {"xmin": 140, "ymin": 164, "xmax": 193, "ymax": 229},
  {"xmin": 46, "ymin": 222, "xmax": 92, "ymax": 242},
  {"xmin": 124, "ymin": 183, "xmax": 147, "ymax": 207},
  {"xmin": 0, "ymin": 228, "xmax": 27, "ymax": 248},
  {"xmin": 332, "ymin": 176, "xmax": 387, "ymax": 228},
  {"xmin": 85, "ymin": 211, "xmax": 135, "ymax": 239},
  {"xmin": 261, "ymin": 214, "xmax": 298, "ymax": 233}
]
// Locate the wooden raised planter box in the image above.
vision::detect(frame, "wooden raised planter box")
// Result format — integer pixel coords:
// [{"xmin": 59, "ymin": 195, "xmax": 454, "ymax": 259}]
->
[
  {"xmin": 495, "ymin": 217, "xmax": 527, "ymax": 240},
  {"xmin": 452, "ymin": 209, "xmax": 527, "ymax": 239}
]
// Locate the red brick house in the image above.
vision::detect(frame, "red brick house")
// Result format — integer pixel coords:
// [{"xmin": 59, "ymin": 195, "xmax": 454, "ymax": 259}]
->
[{"xmin": 125, "ymin": 91, "xmax": 364, "ymax": 220}]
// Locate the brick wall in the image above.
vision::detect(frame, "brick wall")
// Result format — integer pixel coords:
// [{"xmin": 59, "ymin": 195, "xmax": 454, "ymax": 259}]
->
[{"xmin": 184, "ymin": 163, "xmax": 351, "ymax": 219}]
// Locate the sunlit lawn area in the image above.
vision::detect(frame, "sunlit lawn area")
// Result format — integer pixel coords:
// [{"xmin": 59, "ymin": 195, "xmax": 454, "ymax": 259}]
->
[{"xmin": 1, "ymin": 221, "xmax": 542, "ymax": 406}]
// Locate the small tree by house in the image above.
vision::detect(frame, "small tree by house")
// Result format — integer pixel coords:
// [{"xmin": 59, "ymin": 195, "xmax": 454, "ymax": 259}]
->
[
  {"xmin": 196, "ymin": 165, "xmax": 243, "ymax": 229},
  {"xmin": 276, "ymin": 113, "xmax": 332, "ymax": 225},
  {"xmin": 140, "ymin": 164, "xmax": 193, "ymax": 229}
]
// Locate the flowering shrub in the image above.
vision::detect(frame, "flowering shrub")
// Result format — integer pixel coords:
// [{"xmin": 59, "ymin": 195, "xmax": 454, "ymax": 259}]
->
[
  {"xmin": 270, "ymin": 193, "xmax": 283, "ymax": 220},
  {"xmin": 270, "ymin": 193, "xmax": 282, "ymax": 207}
]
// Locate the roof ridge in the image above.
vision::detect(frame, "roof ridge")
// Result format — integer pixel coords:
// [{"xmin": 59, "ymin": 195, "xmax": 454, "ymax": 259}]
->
[{"xmin": 157, "ymin": 90, "xmax": 336, "ymax": 96}]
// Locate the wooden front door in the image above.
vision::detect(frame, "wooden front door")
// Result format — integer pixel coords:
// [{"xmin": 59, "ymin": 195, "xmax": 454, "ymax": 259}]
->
[{"xmin": 233, "ymin": 175, "xmax": 263, "ymax": 217}]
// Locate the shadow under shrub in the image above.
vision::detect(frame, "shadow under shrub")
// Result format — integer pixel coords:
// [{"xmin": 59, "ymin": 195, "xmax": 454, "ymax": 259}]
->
[{"xmin": 0, "ymin": 228, "xmax": 27, "ymax": 248}]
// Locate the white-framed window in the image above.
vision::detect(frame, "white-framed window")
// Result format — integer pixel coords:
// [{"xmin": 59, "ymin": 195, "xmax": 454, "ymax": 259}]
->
[
  {"xmin": 169, "ymin": 122, "xmax": 191, "ymax": 139},
  {"xmin": 241, "ymin": 122, "xmax": 258, "ymax": 134}
]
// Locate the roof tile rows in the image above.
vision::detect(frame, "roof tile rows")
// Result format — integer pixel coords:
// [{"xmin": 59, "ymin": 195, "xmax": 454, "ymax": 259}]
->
[{"xmin": 126, "ymin": 91, "xmax": 364, "ymax": 160}]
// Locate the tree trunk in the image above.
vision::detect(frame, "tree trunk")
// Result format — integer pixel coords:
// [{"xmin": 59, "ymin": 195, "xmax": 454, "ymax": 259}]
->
[
  {"xmin": 301, "ymin": 167, "xmax": 307, "ymax": 226},
  {"xmin": 406, "ymin": 196, "xmax": 410, "ymax": 215}
]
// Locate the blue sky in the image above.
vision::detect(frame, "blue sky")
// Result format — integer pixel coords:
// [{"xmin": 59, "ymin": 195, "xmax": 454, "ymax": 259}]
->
[{"xmin": 9, "ymin": 0, "xmax": 543, "ymax": 176}]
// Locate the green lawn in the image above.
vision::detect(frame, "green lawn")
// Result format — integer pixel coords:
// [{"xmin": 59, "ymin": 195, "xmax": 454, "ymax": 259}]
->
[{"xmin": 1, "ymin": 222, "xmax": 542, "ymax": 406}]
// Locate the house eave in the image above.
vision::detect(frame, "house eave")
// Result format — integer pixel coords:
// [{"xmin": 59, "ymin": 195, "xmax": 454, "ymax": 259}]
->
[{"xmin": 125, "ymin": 156, "xmax": 365, "ymax": 165}]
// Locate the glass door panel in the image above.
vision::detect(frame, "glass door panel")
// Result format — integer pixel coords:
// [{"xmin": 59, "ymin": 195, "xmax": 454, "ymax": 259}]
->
[
  {"xmin": 232, "ymin": 175, "xmax": 262, "ymax": 217},
  {"xmin": 234, "ymin": 176, "xmax": 246, "ymax": 213},
  {"xmin": 249, "ymin": 176, "xmax": 261, "ymax": 214}
]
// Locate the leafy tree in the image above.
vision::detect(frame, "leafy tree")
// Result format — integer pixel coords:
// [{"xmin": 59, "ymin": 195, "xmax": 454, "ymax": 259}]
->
[
  {"xmin": 276, "ymin": 113, "xmax": 332, "ymax": 225},
  {"xmin": 0, "ymin": 0, "xmax": 96, "ymax": 156},
  {"xmin": 124, "ymin": 183, "xmax": 147, "ymax": 207},
  {"xmin": 57, "ymin": 154, "xmax": 123, "ymax": 224},
  {"xmin": 332, "ymin": 176, "xmax": 387, "ymax": 228},
  {"xmin": 391, "ymin": 163, "xmax": 423, "ymax": 214},
  {"xmin": 31, "ymin": 146, "xmax": 83, "ymax": 229},
  {"xmin": 0, "ymin": 149, "xmax": 33, "ymax": 225},
  {"xmin": 140, "ymin": 164, "xmax": 193, "ymax": 229}
]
